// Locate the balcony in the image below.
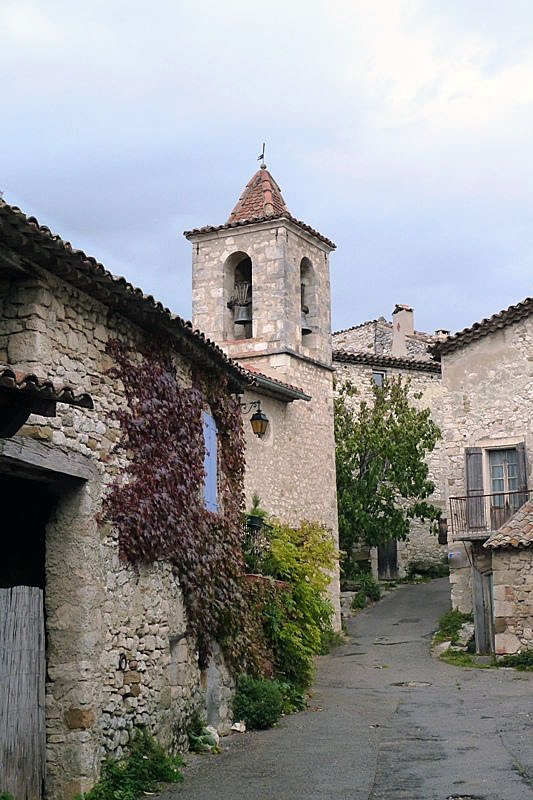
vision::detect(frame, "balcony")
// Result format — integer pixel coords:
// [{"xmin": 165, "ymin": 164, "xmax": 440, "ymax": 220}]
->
[{"xmin": 449, "ymin": 490, "xmax": 531, "ymax": 541}]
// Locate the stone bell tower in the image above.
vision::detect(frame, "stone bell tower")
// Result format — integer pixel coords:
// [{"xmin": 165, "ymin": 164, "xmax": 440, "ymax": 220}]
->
[
  {"xmin": 185, "ymin": 164, "xmax": 340, "ymax": 625},
  {"xmin": 185, "ymin": 163, "xmax": 335, "ymax": 371}
]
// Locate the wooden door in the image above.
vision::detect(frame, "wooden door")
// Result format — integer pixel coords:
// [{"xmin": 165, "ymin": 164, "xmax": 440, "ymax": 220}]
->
[
  {"xmin": 0, "ymin": 586, "xmax": 46, "ymax": 799},
  {"xmin": 473, "ymin": 569, "xmax": 495, "ymax": 655},
  {"xmin": 378, "ymin": 539, "xmax": 398, "ymax": 580}
]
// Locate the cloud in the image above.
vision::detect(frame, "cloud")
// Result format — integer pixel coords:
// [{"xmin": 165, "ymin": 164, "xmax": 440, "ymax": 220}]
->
[{"xmin": 1, "ymin": 0, "xmax": 532, "ymax": 334}]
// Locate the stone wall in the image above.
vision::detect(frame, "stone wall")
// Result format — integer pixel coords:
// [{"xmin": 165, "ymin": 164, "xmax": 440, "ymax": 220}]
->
[
  {"xmin": 333, "ymin": 319, "xmax": 433, "ymax": 359},
  {"xmin": 440, "ymin": 317, "xmax": 533, "ymax": 611},
  {"xmin": 333, "ymin": 359, "xmax": 446, "ymax": 575},
  {"xmin": 190, "ymin": 219, "xmax": 333, "ymax": 369},
  {"xmin": 492, "ymin": 548, "xmax": 533, "ymax": 654},
  {"xmin": 0, "ymin": 268, "xmax": 233, "ymax": 799}
]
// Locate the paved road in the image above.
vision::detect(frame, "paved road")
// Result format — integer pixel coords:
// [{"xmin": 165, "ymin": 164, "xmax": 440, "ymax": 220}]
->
[{"xmin": 159, "ymin": 579, "xmax": 533, "ymax": 800}]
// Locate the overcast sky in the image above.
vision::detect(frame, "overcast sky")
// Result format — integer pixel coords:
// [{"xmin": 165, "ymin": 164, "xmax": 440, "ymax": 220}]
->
[{"xmin": 2, "ymin": 1, "xmax": 533, "ymax": 335}]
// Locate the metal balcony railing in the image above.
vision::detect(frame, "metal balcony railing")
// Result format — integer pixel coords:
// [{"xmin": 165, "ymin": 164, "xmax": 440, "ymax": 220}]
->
[{"xmin": 449, "ymin": 489, "xmax": 531, "ymax": 539}]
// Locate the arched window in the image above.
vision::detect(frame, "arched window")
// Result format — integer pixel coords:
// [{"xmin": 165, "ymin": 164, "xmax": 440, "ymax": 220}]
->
[
  {"xmin": 224, "ymin": 251, "xmax": 253, "ymax": 340},
  {"xmin": 300, "ymin": 257, "xmax": 316, "ymax": 339}
]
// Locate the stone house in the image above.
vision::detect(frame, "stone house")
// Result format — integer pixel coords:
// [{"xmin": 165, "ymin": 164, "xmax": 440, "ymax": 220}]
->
[
  {"xmin": 332, "ymin": 305, "xmax": 447, "ymax": 579},
  {"xmin": 435, "ymin": 297, "xmax": 533, "ymax": 655},
  {"xmin": 0, "ymin": 196, "xmax": 317, "ymax": 800},
  {"xmin": 185, "ymin": 162, "xmax": 341, "ymax": 622}
]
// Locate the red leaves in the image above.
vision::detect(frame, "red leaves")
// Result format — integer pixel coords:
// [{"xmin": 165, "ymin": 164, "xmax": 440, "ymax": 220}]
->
[{"xmin": 102, "ymin": 340, "xmax": 269, "ymax": 674}]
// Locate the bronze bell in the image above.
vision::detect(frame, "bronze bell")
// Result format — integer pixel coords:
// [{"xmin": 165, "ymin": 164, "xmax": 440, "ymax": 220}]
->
[
  {"xmin": 301, "ymin": 312, "xmax": 312, "ymax": 336},
  {"xmin": 234, "ymin": 304, "xmax": 252, "ymax": 325}
]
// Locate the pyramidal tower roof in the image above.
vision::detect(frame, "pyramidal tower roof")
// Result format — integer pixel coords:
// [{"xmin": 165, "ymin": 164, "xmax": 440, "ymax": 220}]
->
[{"xmin": 227, "ymin": 164, "xmax": 288, "ymax": 223}]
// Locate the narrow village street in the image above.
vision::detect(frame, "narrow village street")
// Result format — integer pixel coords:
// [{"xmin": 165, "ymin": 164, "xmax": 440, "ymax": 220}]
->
[{"xmin": 159, "ymin": 579, "xmax": 533, "ymax": 800}]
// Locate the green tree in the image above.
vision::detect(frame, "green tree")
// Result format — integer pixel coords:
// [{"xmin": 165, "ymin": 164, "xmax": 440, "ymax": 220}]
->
[{"xmin": 334, "ymin": 377, "xmax": 441, "ymax": 562}]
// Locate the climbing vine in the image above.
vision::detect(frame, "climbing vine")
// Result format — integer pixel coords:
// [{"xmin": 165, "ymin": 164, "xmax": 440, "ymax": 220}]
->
[{"xmin": 102, "ymin": 339, "xmax": 271, "ymax": 674}]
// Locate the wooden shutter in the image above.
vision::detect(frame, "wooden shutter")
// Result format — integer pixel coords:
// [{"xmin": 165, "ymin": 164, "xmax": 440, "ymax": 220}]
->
[
  {"xmin": 516, "ymin": 441, "xmax": 528, "ymax": 505},
  {"xmin": 202, "ymin": 411, "xmax": 218, "ymax": 513},
  {"xmin": 465, "ymin": 447, "xmax": 485, "ymax": 529}
]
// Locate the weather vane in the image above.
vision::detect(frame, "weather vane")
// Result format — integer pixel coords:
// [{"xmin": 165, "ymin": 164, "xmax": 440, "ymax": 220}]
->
[{"xmin": 257, "ymin": 142, "xmax": 266, "ymax": 167}]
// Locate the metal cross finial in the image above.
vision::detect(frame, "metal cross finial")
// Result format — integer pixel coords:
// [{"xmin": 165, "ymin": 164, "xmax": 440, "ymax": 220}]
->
[{"xmin": 257, "ymin": 142, "xmax": 266, "ymax": 168}]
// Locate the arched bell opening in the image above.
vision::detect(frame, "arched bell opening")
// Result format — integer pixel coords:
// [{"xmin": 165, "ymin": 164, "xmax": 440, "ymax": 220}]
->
[
  {"xmin": 300, "ymin": 257, "xmax": 317, "ymax": 340},
  {"xmin": 224, "ymin": 251, "xmax": 253, "ymax": 340}
]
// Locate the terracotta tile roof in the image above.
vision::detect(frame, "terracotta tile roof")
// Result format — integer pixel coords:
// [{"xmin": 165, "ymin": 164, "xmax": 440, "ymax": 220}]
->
[
  {"xmin": 333, "ymin": 350, "xmax": 441, "ymax": 374},
  {"xmin": 0, "ymin": 199, "xmax": 316, "ymax": 407},
  {"xmin": 433, "ymin": 296, "xmax": 533, "ymax": 356},
  {"xmin": 0, "ymin": 199, "xmax": 250, "ymax": 391},
  {"xmin": 184, "ymin": 212, "xmax": 336, "ymax": 250},
  {"xmin": 333, "ymin": 319, "xmax": 381, "ymax": 336},
  {"xmin": 485, "ymin": 499, "xmax": 533, "ymax": 549},
  {"xmin": 184, "ymin": 163, "xmax": 335, "ymax": 248},
  {"xmin": 0, "ymin": 365, "xmax": 94, "ymax": 409},
  {"xmin": 228, "ymin": 165, "xmax": 287, "ymax": 222}
]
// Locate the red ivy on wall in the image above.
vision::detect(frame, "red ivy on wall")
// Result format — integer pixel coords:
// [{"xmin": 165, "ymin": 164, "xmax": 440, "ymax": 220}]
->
[{"xmin": 102, "ymin": 339, "xmax": 271, "ymax": 674}]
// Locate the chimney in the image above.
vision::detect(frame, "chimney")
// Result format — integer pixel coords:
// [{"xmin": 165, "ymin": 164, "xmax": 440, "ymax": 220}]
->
[
  {"xmin": 391, "ymin": 304, "xmax": 414, "ymax": 356},
  {"xmin": 434, "ymin": 328, "xmax": 450, "ymax": 340}
]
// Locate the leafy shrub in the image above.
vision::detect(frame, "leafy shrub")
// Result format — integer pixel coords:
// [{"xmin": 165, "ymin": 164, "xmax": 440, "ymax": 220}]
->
[
  {"xmin": 261, "ymin": 520, "xmax": 337, "ymax": 688},
  {"xmin": 407, "ymin": 558, "xmax": 449, "ymax": 579},
  {"xmin": 351, "ymin": 591, "xmax": 367, "ymax": 610},
  {"xmin": 319, "ymin": 628, "xmax": 345, "ymax": 654},
  {"xmin": 233, "ymin": 675, "xmax": 284, "ymax": 729},
  {"xmin": 357, "ymin": 571, "xmax": 381, "ymax": 601},
  {"xmin": 186, "ymin": 711, "xmax": 218, "ymax": 752},
  {"xmin": 276, "ymin": 680, "xmax": 307, "ymax": 713},
  {"xmin": 77, "ymin": 729, "xmax": 183, "ymax": 800},
  {"xmin": 434, "ymin": 609, "xmax": 473, "ymax": 644},
  {"xmin": 0, "ymin": 793, "xmax": 15, "ymax": 800},
  {"xmin": 498, "ymin": 650, "xmax": 533, "ymax": 670}
]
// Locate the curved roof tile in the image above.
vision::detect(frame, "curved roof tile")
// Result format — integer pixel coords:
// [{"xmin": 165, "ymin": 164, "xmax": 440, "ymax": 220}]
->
[{"xmin": 485, "ymin": 499, "xmax": 533, "ymax": 549}]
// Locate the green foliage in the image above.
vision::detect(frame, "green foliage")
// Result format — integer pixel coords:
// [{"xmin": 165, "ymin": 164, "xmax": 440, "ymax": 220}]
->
[
  {"xmin": 439, "ymin": 649, "xmax": 493, "ymax": 668},
  {"xmin": 102, "ymin": 341, "xmax": 272, "ymax": 676},
  {"xmin": 498, "ymin": 650, "xmax": 533, "ymax": 670},
  {"xmin": 261, "ymin": 520, "xmax": 337, "ymax": 688},
  {"xmin": 186, "ymin": 711, "xmax": 219, "ymax": 753},
  {"xmin": 334, "ymin": 377, "xmax": 441, "ymax": 568},
  {"xmin": 340, "ymin": 552, "xmax": 372, "ymax": 589},
  {"xmin": 434, "ymin": 609, "xmax": 473, "ymax": 644},
  {"xmin": 357, "ymin": 571, "xmax": 381, "ymax": 601},
  {"xmin": 275, "ymin": 680, "xmax": 307, "ymax": 713},
  {"xmin": 351, "ymin": 590, "xmax": 367, "ymax": 610},
  {"xmin": 77, "ymin": 729, "xmax": 183, "ymax": 800},
  {"xmin": 233, "ymin": 675, "xmax": 284, "ymax": 729},
  {"xmin": 407, "ymin": 559, "xmax": 449, "ymax": 579},
  {"xmin": 0, "ymin": 793, "xmax": 15, "ymax": 800},
  {"xmin": 242, "ymin": 496, "xmax": 272, "ymax": 574},
  {"xmin": 249, "ymin": 493, "xmax": 269, "ymax": 519},
  {"xmin": 319, "ymin": 628, "xmax": 346, "ymax": 655}
]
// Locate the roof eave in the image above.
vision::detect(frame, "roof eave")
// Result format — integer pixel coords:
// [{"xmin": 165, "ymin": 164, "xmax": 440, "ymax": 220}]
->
[
  {"xmin": 248, "ymin": 374, "xmax": 311, "ymax": 403},
  {"xmin": 184, "ymin": 213, "xmax": 336, "ymax": 251},
  {"xmin": 333, "ymin": 349, "xmax": 441, "ymax": 374}
]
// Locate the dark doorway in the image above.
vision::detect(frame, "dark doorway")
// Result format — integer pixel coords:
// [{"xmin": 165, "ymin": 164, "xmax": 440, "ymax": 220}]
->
[
  {"xmin": 0, "ymin": 474, "xmax": 57, "ymax": 800},
  {"xmin": 378, "ymin": 539, "xmax": 398, "ymax": 580}
]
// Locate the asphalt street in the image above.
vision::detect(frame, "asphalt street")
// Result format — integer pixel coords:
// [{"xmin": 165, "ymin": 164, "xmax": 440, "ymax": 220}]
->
[{"xmin": 159, "ymin": 578, "xmax": 533, "ymax": 800}]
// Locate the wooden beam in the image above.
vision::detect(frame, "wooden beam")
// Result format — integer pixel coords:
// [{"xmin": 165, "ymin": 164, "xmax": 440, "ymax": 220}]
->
[{"xmin": 0, "ymin": 436, "xmax": 99, "ymax": 482}]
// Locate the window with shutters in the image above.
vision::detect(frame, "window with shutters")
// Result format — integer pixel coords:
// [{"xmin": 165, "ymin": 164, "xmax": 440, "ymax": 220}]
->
[
  {"xmin": 202, "ymin": 410, "xmax": 218, "ymax": 512},
  {"xmin": 465, "ymin": 443, "xmax": 528, "ymax": 532}
]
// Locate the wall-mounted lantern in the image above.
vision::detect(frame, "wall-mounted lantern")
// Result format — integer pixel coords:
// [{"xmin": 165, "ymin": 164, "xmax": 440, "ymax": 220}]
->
[{"xmin": 240, "ymin": 400, "xmax": 269, "ymax": 438}]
